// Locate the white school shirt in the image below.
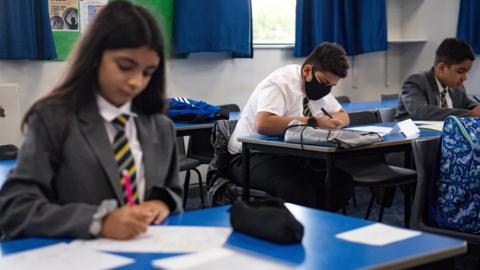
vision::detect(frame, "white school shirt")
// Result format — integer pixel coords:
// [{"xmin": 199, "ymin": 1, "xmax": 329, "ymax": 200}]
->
[
  {"xmin": 228, "ymin": 64, "xmax": 342, "ymax": 154},
  {"xmin": 96, "ymin": 95, "xmax": 146, "ymax": 202},
  {"xmin": 435, "ymin": 76, "xmax": 453, "ymax": 108}
]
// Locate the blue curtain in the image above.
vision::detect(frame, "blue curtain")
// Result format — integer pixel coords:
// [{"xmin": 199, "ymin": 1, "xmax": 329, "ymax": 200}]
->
[
  {"xmin": 173, "ymin": 0, "xmax": 252, "ymax": 58},
  {"xmin": 457, "ymin": 0, "xmax": 480, "ymax": 54},
  {"xmin": 294, "ymin": 0, "xmax": 387, "ymax": 57},
  {"xmin": 0, "ymin": 0, "xmax": 56, "ymax": 60}
]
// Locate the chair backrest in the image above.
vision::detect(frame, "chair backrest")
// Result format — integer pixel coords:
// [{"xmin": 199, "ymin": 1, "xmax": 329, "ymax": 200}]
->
[
  {"xmin": 335, "ymin": 95, "xmax": 351, "ymax": 103},
  {"xmin": 381, "ymin": 93, "xmax": 398, "ymax": 101},
  {"xmin": 187, "ymin": 104, "xmax": 241, "ymax": 164},
  {"xmin": 411, "ymin": 138, "xmax": 480, "ymax": 244},
  {"xmin": 379, "ymin": 107, "xmax": 396, "ymax": 123},
  {"xmin": 348, "ymin": 110, "xmax": 381, "ymax": 125},
  {"xmin": 176, "ymin": 137, "xmax": 188, "ymax": 160}
]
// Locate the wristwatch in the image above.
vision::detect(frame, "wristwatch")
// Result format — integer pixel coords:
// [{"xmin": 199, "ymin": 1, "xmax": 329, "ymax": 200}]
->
[{"xmin": 307, "ymin": 116, "xmax": 317, "ymax": 127}]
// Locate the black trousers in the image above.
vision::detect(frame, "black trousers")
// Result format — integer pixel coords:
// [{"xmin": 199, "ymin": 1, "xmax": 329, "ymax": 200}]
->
[{"xmin": 228, "ymin": 153, "xmax": 353, "ymax": 211}]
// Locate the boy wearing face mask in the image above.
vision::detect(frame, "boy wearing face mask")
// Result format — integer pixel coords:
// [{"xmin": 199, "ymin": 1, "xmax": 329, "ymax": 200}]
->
[
  {"xmin": 396, "ymin": 38, "xmax": 480, "ymax": 121},
  {"xmin": 226, "ymin": 42, "xmax": 351, "ymax": 209}
]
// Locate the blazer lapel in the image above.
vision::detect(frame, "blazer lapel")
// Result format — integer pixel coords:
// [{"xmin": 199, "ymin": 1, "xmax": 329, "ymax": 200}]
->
[
  {"xmin": 135, "ymin": 115, "xmax": 158, "ymax": 194},
  {"xmin": 77, "ymin": 101, "xmax": 124, "ymax": 203},
  {"xmin": 426, "ymin": 68, "xmax": 440, "ymax": 106}
]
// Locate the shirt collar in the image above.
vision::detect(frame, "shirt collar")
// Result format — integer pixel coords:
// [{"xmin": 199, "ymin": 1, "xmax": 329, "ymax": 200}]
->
[
  {"xmin": 96, "ymin": 94, "xmax": 137, "ymax": 122},
  {"xmin": 434, "ymin": 76, "xmax": 448, "ymax": 93}
]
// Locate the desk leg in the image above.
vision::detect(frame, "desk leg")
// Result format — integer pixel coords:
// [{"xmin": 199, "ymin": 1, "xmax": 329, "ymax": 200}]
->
[
  {"xmin": 324, "ymin": 154, "xmax": 335, "ymax": 210},
  {"xmin": 242, "ymin": 143, "xmax": 250, "ymax": 201}
]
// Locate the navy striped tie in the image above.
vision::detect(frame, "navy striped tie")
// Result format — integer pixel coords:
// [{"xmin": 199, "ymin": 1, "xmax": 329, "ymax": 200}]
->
[
  {"xmin": 112, "ymin": 114, "xmax": 139, "ymax": 205},
  {"xmin": 303, "ymin": 97, "xmax": 312, "ymax": 117}
]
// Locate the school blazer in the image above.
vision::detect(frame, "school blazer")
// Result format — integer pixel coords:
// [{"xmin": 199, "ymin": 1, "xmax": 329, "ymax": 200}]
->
[
  {"xmin": 0, "ymin": 100, "xmax": 183, "ymax": 239},
  {"xmin": 395, "ymin": 68, "xmax": 477, "ymax": 121}
]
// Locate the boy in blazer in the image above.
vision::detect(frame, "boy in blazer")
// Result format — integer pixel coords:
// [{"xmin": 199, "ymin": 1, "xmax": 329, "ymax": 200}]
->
[{"xmin": 396, "ymin": 38, "xmax": 480, "ymax": 121}]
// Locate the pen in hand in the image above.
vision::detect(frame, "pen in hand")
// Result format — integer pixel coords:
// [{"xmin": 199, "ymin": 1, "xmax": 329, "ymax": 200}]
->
[
  {"xmin": 473, "ymin": 95, "xmax": 480, "ymax": 103},
  {"xmin": 321, "ymin": 108, "xmax": 333, "ymax": 118},
  {"xmin": 122, "ymin": 170, "xmax": 135, "ymax": 207}
]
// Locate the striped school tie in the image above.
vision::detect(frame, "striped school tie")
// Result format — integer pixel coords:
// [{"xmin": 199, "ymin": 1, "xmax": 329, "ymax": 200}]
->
[
  {"xmin": 303, "ymin": 97, "xmax": 312, "ymax": 117},
  {"xmin": 440, "ymin": 88, "xmax": 448, "ymax": 108},
  {"xmin": 112, "ymin": 114, "xmax": 139, "ymax": 205}
]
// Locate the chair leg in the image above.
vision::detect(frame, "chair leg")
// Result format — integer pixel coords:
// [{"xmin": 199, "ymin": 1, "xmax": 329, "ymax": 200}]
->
[
  {"xmin": 365, "ymin": 193, "xmax": 375, "ymax": 219},
  {"xmin": 404, "ymin": 183, "xmax": 412, "ymax": 228},
  {"xmin": 352, "ymin": 191, "xmax": 358, "ymax": 208},
  {"xmin": 378, "ymin": 190, "xmax": 388, "ymax": 222},
  {"xmin": 182, "ymin": 170, "xmax": 191, "ymax": 209},
  {"xmin": 192, "ymin": 168, "xmax": 204, "ymax": 208}
]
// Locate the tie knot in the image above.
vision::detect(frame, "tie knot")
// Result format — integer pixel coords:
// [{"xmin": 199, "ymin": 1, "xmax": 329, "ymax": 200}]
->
[{"xmin": 112, "ymin": 114, "xmax": 129, "ymax": 130}]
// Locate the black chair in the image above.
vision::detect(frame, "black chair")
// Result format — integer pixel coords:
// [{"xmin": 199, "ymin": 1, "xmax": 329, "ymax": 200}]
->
[
  {"xmin": 0, "ymin": 144, "xmax": 18, "ymax": 160},
  {"xmin": 411, "ymin": 139, "xmax": 480, "ymax": 244},
  {"xmin": 381, "ymin": 93, "xmax": 398, "ymax": 101},
  {"xmin": 336, "ymin": 110, "xmax": 417, "ymax": 226},
  {"xmin": 335, "ymin": 95, "xmax": 351, "ymax": 103},
  {"xmin": 186, "ymin": 104, "xmax": 241, "ymax": 165},
  {"xmin": 207, "ymin": 119, "xmax": 269, "ymax": 206},
  {"xmin": 182, "ymin": 104, "xmax": 242, "ymax": 208},
  {"xmin": 178, "ymin": 137, "xmax": 204, "ymax": 209}
]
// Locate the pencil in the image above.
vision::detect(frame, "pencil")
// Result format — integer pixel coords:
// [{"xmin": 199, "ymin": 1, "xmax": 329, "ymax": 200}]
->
[
  {"xmin": 321, "ymin": 108, "xmax": 333, "ymax": 118},
  {"xmin": 122, "ymin": 170, "xmax": 135, "ymax": 207}
]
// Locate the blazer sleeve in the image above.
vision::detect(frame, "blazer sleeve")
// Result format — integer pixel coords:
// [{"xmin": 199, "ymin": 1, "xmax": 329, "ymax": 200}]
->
[
  {"xmin": 0, "ymin": 108, "xmax": 98, "ymax": 240},
  {"xmin": 400, "ymin": 74, "xmax": 471, "ymax": 121},
  {"xmin": 146, "ymin": 116, "xmax": 183, "ymax": 213}
]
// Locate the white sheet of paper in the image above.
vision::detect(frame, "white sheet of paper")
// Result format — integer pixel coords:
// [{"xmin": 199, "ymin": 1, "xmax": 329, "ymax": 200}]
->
[
  {"xmin": 72, "ymin": 226, "xmax": 232, "ymax": 253},
  {"xmin": 0, "ymin": 243, "xmax": 133, "ymax": 270},
  {"xmin": 344, "ymin": 126, "xmax": 393, "ymax": 135},
  {"xmin": 413, "ymin": 121, "xmax": 444, "ymax": 125},
  {"xmin": 335, "ymin": 223, "xmax": 421, "ymax": 246},
  {"xmin": 151, "ymin": 247, "xmax": 295, "ymax": 270},
  {"xmin": 393, "ymin": 119, "xmax": 420, "ymax": 137}
]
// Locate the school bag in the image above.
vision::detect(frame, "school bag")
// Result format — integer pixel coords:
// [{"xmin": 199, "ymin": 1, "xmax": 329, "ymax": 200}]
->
[
  {"xmin": 167, "ymin": 97, "xmax": 222, "ymax": 123},
  {"xmin": 430, "ymin": 116, "xmax": 480, "ymax": 234}
]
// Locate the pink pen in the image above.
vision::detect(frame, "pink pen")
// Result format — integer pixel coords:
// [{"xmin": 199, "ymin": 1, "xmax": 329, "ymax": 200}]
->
[{"xmin": 122, "ymin": 170, "xmax": 135, "ymax": 207}]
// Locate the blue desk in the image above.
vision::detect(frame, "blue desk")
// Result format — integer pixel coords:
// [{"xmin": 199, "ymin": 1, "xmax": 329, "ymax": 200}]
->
[
  {"xmin": 341, "ymin": 99, "xmax": 397, "ymax": 113},
  {"xmin": 239, "ymin": 123, "xmax": 441, "ymax": 210},
  {"xmin": 0, "ymin": 159, "xmax": 15, "ymax": 188},
  {"xmin": 0, "ymin": 204, "xmax": 466, "ymax": 269}
]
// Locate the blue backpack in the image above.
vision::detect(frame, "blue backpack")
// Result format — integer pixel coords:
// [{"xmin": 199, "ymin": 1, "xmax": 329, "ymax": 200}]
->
[
  {"xmin": 167, "ymin": 97, "xmax": 221, "ymax": 123},
  {"xmin": 430, "ymin": 116, "xmax": 480, "ymax": 234}
]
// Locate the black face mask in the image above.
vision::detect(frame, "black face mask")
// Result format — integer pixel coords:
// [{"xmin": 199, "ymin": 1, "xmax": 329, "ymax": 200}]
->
[{"xmin": 304, "ymin": 69, "xmax": 332, "ymax": 100}]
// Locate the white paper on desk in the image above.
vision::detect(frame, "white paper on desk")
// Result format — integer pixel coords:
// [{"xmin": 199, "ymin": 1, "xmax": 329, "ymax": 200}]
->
[
  {"xmin": 335, "ymin": 223, "xmax": 421, "ymax": 246},
  {"xmin": 391, "ymin": 119, "xmax": 420, "ymax": 137},
  {"xmin": 0, "ymin": 243, "xmax": 133, "ymax": 270},
  {"xmin": 414, "ymin": 120, "xmax": 444, "ymax": 126},
  {"xmin": 72, "ymin": 226, "xmax": 232, "ymax": 253},
  {"xmin": 344, "ymin": 126, "xmax": 393, "ymax": 135},
  {"xmin": 414, "ymin": 121, "xmax": 444, "ymax": 131},
  {"xmin": 151, "ymin": 247, "xmax": 295, "ymax": 270}
]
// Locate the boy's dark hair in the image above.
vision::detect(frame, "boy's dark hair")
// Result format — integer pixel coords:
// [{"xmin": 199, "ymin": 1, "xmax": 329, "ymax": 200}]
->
[
  {"xmin": 302, "ymin": 42, "xmax": 349, "ymax": 78},
  {"xmin": 435, "ymin": 38, "xmax": 475, "ymax": 66}
]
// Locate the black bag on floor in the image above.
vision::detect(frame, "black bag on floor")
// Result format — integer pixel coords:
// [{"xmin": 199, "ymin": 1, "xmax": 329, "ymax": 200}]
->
[{"xmin": 230, "ymin": 198, "xmax": 304, "ymax": 244}]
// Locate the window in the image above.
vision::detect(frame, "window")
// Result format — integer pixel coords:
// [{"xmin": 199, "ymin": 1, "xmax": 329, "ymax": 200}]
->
[{"xmin": 252, "ymin": 0, "xmax": 296, "ymax": 45}]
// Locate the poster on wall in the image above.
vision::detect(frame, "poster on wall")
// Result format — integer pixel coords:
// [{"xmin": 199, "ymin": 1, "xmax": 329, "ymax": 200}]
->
[
  {"xmin": 48, "ymin": 0, "xmax": 80, "ymax": 31},
  {"xmin": 80, "ymin": 0, "xmax": 108, "ymax": 33}
]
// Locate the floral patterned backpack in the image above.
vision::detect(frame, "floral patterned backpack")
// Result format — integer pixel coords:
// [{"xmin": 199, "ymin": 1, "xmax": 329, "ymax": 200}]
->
[{"xmin": 430, "ymin": 116, "xmax": 480, "ymax": 234}]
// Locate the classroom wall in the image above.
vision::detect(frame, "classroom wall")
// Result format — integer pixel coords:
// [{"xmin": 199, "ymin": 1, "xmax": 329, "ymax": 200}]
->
[{"xmin": 0, "ymin": 0, "xmax": 478, "ymax": 116}]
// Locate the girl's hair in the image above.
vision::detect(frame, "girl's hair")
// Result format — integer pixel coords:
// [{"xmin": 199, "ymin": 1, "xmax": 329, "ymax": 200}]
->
[{"xmin": 22, "ymin": 0, "xmax": 167, "ymax": 131}]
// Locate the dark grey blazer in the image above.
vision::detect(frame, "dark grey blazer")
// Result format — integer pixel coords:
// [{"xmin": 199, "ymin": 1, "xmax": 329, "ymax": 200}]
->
[
  {"xmin": 0, "ymin": 100, "xmax": 182, "ymax": 239},
  {"xmin": 395, "ymin": 68, "xmax": 478, "ymax": 121}
]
